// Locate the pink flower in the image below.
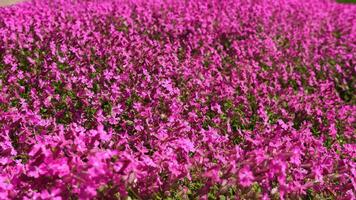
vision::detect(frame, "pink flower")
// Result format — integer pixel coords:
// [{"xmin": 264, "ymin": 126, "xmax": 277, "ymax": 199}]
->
[
  {"xmin": 290, "ymin": 147, "xmax": 302, "ymax": 166},
  {"xmin": 278, "ymin": 120, "xmax": 289, "ymax": 130},
  {"xmin": 97, "ymin": 124, "xmax": 111, "ymax": 142},
  {"xmin": 112, "ymin": 104, "xmax": 123, "ymax": 116},
  {"xmin": 239, "ymin": 167, "xmax": 255, "ymax": 187},
  {"xmin": 329, "ymin": 123, "xmax": 337, "ymax": 137},
  {"xmin": 312, "ymin": 166, "xmax": 324, "ymax": 183}
]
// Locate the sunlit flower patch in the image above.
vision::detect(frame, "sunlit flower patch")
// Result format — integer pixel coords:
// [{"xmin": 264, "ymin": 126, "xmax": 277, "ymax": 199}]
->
[{"xmin": 0, "ymin": 0, "xmax": 355, "ymax": 199}]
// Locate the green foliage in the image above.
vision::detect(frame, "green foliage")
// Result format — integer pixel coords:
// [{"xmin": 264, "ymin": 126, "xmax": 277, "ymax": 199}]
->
[
  {"xmin": 101, "ymin": 100, "xmax": 113, "ymax": 116},
  {"xmin": 337, "ymin": 0, "xmax": 356, "ymax": 3}
]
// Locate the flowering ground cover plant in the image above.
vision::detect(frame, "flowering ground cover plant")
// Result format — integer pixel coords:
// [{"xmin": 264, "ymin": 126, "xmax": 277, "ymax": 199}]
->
[{"xmin": 0, "ymin": 0, "xmax": 355, "ymax": 199}]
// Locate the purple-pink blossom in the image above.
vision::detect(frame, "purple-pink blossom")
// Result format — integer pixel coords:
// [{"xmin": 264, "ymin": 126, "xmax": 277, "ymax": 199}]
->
[{"xmin": 0, "ymin": 0, "xmax": 355, "ymax": 199}]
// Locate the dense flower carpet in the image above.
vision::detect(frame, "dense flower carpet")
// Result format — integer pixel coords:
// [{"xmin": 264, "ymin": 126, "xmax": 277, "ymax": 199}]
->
[{"xmin": 0, "ymin": 0, "xmax": 355, "ymax": 199}]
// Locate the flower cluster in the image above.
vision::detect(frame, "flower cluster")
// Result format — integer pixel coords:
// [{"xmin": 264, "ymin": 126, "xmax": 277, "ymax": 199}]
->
[{"xmin": 0, "ymin": 0, "xmax": 355, "ymax": 199}]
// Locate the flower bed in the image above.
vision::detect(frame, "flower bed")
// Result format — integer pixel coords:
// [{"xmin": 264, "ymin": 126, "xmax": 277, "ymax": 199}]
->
[{"xmin": 0, "ymin": 0, "xmax": 355, "ymax": 199}]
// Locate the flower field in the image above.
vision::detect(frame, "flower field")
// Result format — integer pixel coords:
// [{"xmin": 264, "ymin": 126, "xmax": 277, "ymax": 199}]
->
[{"xmin": 0, "ymin": 0, "xmax": 355, "ymax": 199}]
